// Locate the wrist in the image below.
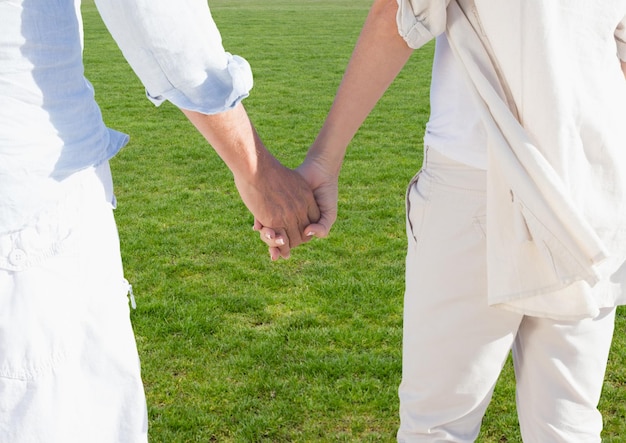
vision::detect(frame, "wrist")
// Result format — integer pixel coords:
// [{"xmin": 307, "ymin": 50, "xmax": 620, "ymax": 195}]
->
[{"xmin": 233, "ymin": 141, "xmax": 283, "ymax": 188}]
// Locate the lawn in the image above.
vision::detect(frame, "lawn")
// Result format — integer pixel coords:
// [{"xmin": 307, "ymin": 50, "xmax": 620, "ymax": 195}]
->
[{"xmin": 81, "ymin": 1, "xmax": 626, "ymax": 441}]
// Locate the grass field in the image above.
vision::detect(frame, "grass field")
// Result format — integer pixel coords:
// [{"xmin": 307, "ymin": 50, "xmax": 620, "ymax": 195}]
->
[{"xmin": 82, "ymin": 1, "xmax": 626, "ymax": 441}]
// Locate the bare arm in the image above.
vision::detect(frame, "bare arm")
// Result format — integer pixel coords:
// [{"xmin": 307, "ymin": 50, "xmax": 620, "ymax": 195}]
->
[
  {"xmin": 181, "ymin": 104, "xmax": 319, "ymax": 256},
  {"xmin": 299, "ymin": 0, "xmax": 414, "ymax": 237},
  {"xmin": 622, "ymin": 60, "xmax": 626, "ymax": 79},
  {"xmin": 308, "ymin": 0, "xmax": 413, "ymax": 174}
]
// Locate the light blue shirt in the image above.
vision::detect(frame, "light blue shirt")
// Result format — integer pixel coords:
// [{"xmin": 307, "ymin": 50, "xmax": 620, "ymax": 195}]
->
[{"xmin": 0, "ymin": 0, "xmax": 253, "ymax": 233}]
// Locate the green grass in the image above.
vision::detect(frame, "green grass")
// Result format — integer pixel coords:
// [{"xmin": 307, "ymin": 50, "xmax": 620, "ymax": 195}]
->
[{"xmin": 81, "ymin": 1, "xmax": 626, "ymax": 441}]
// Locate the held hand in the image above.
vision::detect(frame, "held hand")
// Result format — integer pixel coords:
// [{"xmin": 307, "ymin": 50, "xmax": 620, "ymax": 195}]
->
[
  {"xmin": 296, "ymin": 156, "xmax": 338, "ymax": 239},
  {"xmin": 235, "ymin": 158, "xmax": 320, "ymax": 260},
  {"xmin": 178, "ymin": 105, "xmax": 321, "ymax": 260},
  {"xmin": 254, "ymin": 156, "xmax": 338, "ymax": 260}
]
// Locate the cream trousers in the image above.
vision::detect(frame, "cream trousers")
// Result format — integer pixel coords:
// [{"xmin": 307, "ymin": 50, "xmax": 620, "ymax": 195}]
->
[{"xmin": 397, "ymin": 148, "xmax": 616, "ymax": 442}]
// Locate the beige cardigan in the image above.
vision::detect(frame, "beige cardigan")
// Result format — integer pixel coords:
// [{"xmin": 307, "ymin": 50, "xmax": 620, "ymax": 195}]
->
[{"xmin": 397, "ymin": 0, "xmax": 626, "ymax": 319}]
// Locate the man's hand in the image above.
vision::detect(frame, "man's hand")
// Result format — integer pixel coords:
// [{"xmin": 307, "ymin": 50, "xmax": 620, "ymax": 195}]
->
[
  {"xmin": 236, "ymin": 157, "xmax": 320, "ymax": 260},
  {"xmin": 254, "ymin": 155, "xmax": 338, "ymax": 260},
  {"xmin": 180, "ymin": 104, "xmax": 319, "ymax": 260}
]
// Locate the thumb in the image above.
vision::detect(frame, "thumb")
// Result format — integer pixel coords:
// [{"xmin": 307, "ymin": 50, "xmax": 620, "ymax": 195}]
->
[{"xmin": 303, "ymin": 217, "xmax": 334, "ymax": 239}]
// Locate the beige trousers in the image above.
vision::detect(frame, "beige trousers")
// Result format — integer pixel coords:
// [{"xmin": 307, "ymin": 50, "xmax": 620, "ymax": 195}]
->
[{"xmin": 397, "ymin": 148, "xmax": 616, "ymax": 442}]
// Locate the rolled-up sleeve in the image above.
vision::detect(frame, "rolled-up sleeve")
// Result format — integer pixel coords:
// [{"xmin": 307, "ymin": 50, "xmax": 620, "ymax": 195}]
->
[
  {"xmin": 616, "ymin": 15, "xmax": 626, "ymax": 61},
  {"xmin": 395, "ymin": 0, "xmax": 449, "ymax": 49},
  {"xmin": 94, "ymin": 0, "xmax": 253, "ymax": 114}
]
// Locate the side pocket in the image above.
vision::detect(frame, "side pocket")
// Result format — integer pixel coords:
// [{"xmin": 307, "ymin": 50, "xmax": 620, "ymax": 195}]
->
[
  {"xmin": 0, "ymin": 259, "xmax": 78, "ymax": 381},
  {"xmin": 406, "ymin": 170, "xmax": 430, "ymax": 246}
]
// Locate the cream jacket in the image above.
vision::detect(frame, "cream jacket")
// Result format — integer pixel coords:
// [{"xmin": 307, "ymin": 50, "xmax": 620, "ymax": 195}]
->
[{"xmin": 397, "ymin": 0, "xmax": 626, "ymax": 319}]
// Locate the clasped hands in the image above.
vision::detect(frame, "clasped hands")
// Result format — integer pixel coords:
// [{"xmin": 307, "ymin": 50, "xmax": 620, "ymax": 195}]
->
[{"xmin": 240, "ymin": 156, "xmax": 337, "ymax": 261}]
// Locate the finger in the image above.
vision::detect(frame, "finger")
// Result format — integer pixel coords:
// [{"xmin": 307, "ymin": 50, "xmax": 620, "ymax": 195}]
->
[
  {"xmin": 272, "ymin": 228, "xmax": 292, "ymax": 259},
  {"xmin": 269, "ymin": 246, "xmax": 281, "ymax": 261},
  {"xmin": 304, "ymin": 222, "xmax": 331, "ymax": 239},
  {"xmin": 257, "ymin": 226, "xmax": 286, "ymax": 248},
  {"xmin": 284, "ymin": 226, "xmax": 301, "ymax": 248},
  {"xmin": 298, "ymin": 200, "xmax": 322, "ymax": 244},
  {"xmin": 260, "ymin": 227, "xmax": 291, "ymax": 260},
  {"xmin": 287, "ymin": 209, "xmax": 320, "ymax": 247},
  {"xmin": 307, "ymin": 195, "xmax": 321, "ymax": 224},
  {"xmin": 308, "ymin": 208, "xmax": 337, "ymax": 239},
  {"xmin": 269, "ymin": 247, "xmax": 291, "ymax": 261}
]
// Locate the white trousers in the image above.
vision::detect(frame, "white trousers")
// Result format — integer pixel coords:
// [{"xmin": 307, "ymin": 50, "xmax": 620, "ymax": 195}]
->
[
  {"xmin": 397, "ymin": 148, "xmax": 616, "ymax": 442},
  {"xmin": 0, "ymin": 163, "xmax": 148, "ymax": 442}
]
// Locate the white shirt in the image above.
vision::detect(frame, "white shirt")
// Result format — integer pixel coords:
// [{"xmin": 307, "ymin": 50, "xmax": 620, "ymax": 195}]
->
[
  {"xmin": 424, "ymin": 35, "xmax": 486, "ymax": 170},
  {"xmin": 397, "ymin": 0, "xmax": 626, "ymax": 319},
  {"xmin": 0, "ymin": 0, "xmax": 253, "ymax": 234}
]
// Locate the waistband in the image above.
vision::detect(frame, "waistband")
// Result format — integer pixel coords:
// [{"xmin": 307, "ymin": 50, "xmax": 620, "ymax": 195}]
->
[{"xmin": 419, "ymin": 146, "xmax": 486, "ymax": 192}]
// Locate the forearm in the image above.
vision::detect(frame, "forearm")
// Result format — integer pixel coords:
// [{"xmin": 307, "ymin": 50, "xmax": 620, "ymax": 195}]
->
[
  {"xmin": 181, "ymin": 103, "xmax": 276, "ymax": 184},
  {"xmin": 307, "ymin": 0, "xmax": 414, "ymax": 175},
  {"xmin": 622, "ymin": 60, "xmax": 626, "ymax": 79}
]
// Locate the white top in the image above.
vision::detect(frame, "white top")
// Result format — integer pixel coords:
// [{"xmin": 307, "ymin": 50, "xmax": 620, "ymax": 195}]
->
[
  {"xmin": 424, "ymin": 34, "xmax": 486, "ymax": 170},
  {"xmin": 397, "ymin": 0, "xmax": 626, "ymax": 319},
  {"xmin": 0, "ymin": 0, "xmax": 253, "ymax": 233}
]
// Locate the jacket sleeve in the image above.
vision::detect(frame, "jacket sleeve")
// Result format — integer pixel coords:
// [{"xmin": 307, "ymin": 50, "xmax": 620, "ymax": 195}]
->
[
  {"xmin": 395, "ymin": 0, "xmax": 450, "ymax": 48},
  {"xmin": 93, "ymin": 0, "xmax": 253, "ymax": 115}
]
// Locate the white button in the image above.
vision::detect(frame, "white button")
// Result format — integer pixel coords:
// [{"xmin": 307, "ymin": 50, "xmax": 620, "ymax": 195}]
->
[{"xmin": 8, "ymin": 249, "xmax": 27, "ymax": 266}]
